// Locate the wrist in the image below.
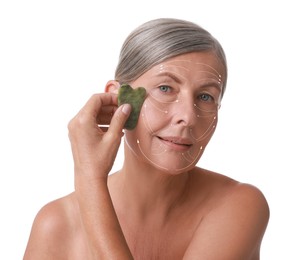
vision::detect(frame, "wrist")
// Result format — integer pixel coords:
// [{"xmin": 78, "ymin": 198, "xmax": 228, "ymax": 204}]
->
[{"xmin": 74, "ymin": 168, "xmax": 108, "ymax": 192}]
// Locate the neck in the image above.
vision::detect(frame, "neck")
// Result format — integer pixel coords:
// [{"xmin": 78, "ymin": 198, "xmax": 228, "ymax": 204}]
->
[{"xmin": 116, "ymin": 144, "xmax": 192, "ymax": 220}]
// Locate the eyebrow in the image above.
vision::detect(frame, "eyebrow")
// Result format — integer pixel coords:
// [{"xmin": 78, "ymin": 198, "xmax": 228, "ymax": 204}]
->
[
  {"xmin": 199, "ymin": 81, "xmax": 223, "ymax": 94},
  {"xmin": 155, "ymin": 71, "xmax": 183, "ymax": 84}
]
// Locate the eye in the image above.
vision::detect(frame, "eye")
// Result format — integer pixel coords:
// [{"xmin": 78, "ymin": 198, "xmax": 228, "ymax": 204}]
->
[
  {"xmin": 149, "ymin": 84, "xmax": 178, "ymax": 103},
  {"xmin": 159, "ymin": 85, "xmax": 172, "ymax": 93},
  {"xmin": 198, "ymin": 93, "xmax": 213, "ymax": 102}
]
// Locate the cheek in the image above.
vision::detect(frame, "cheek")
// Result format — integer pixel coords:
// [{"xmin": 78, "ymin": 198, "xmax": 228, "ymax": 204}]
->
[
  {"xmin": 123, "ymin": 99, "xmax": 158, "ymax": 154},
  {"xmin": 123, "ymin": 98, "xmax": 171, "ymax": 160},
  {"xmin": 189, "ymin": 114, "xmax": 218, "ymax": 144},
  {"xmin": 138, "ymin": 98, "xmax": 171, "ymax": 134}
]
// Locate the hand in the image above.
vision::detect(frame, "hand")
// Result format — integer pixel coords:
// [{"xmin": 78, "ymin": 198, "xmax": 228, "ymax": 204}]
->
[
  {"xmin": 68, "ymin": 93, "xmax": 131, "ymax": 181},
  {"xmin": 68, "ymin": 93, "xmax": 134, "ymax": 259}
]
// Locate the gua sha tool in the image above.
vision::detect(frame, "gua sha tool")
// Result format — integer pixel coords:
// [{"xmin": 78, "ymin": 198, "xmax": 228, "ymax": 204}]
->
[{"xmin": 118, "ymin": 84, "xmax": 147, "ymax": 130}]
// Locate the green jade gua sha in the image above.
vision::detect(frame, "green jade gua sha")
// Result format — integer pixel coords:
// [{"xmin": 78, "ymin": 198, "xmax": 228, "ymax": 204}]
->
[{"xmin": 118, "ymin": 84, "xmax": 146, "ymax": 130}]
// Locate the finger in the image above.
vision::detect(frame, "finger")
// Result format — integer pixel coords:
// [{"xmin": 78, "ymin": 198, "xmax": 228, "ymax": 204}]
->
[
  {"xmin": 96, "ymin": 105, "xmax": 117, "ymax": 125},
  {"xmin": 100, "ymin": 104, "xmax": 131, "ymax": 157},
  {"xmin": 80, "ymin": 93, "xmax": 118, "ymax": 123},
  {"xmin": 103, "ymin": 104, "xmax": 132, "ymax": 143}
]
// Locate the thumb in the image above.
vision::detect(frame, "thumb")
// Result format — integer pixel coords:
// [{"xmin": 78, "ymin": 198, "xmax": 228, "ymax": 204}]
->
[
  {"xmin": 106, "ymin": 103, "xmax": 132, "ymax": 139},
  {"xmin": 97, "ymin": 104, "xmax": 132, "ymax": 174}
]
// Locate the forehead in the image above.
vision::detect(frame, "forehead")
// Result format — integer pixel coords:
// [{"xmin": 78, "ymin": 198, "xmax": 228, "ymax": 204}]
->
[{"xmin": 151, "ymin": 51, "xmax": 224, "ymax": 78}]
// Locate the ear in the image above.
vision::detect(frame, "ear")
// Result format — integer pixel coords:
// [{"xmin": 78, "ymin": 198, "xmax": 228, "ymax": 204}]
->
[{"xmin": 105, "ymin": 80, "xmax": 120, "ymax": 94}]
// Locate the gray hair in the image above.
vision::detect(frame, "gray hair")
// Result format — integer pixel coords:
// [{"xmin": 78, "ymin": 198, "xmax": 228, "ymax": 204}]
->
[{"xmin": 115, "ymin": 18, "xmax": 228, "ymax": 97}]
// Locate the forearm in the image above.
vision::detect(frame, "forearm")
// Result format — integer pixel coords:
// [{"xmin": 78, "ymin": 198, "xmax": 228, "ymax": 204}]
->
[
  {"xmin": 75, "ymin": 174, "xmax": 133, "ymax": 260},
  {"xmin": 68, "ymin": 94, "xmax": 133, "ymax": 258}
]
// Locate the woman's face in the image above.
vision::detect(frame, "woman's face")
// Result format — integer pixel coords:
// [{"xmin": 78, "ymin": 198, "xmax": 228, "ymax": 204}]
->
[{"xmin": 124, "ymin": 51, "xmax": 225, "ymax": 174}]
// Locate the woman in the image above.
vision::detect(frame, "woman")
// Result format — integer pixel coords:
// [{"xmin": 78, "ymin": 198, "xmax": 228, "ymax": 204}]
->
[{"xmin": 24, "ymin": 18, "xmax": 269, "ymax": 259}]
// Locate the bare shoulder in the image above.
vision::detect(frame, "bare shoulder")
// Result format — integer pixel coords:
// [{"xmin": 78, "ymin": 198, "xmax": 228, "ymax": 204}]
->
[
  {"xmin": 23, "ymin": 193, "xmax": 80, "ymax": 259},
  {"xmin": 227, "ymin": 181, "xmax": 269, "ymax": 214},
  {"xmin": 219, "ymin": 180, "xmax": 270, "ymax": 233},
  {"xmin": 210, "ymin": 170, "xmax": 270, "ymax": 223},
  {"xmin": 184, "ymin": 169, "xmax": 270, "ymax": 260},
  {"xmin": 193, "ymin": 168, "xmax": 269, "ymax": 215}
]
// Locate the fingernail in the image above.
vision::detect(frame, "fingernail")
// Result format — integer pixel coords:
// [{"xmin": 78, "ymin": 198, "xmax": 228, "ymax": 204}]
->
[{"xmin": 122, "ymin": 104, "xmax": 131, "ymax": 115}]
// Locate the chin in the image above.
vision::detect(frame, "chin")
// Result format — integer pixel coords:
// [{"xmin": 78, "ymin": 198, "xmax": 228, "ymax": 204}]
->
[{"xmin": 144, "ymin": 156, "xmax": 199, "ymax": 175}]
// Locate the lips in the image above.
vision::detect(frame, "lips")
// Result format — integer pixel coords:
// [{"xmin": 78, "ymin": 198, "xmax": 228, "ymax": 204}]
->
[{"xmin": 157, "ymin": 136, "xmax": 192, "ymax": 151}]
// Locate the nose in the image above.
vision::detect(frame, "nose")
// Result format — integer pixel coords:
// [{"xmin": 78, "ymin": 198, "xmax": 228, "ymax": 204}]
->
[{"xmin": 171, "ymin": 97, "xmax": 196, "ymax": 127}]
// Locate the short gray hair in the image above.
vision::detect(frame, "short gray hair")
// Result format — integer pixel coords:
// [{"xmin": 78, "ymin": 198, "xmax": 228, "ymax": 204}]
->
[{"xmin": 115, "ymin": 18, "xmax": 228, "ymax": 97}]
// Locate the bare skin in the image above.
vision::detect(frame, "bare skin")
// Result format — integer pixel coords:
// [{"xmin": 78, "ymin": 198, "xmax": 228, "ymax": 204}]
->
[
  {"xmin": 24, "ymin": 170, "xmax": 269, "ymax": 259},
  {"xmin": 24, "ymin": 52, "xmax": 269, "ymax": 260}
]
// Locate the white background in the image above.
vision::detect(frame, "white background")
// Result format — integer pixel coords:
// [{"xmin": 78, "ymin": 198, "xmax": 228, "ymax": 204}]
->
[{"xmin": 1, "ymin": 0, "xmax": 294, "ymax": 259}]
